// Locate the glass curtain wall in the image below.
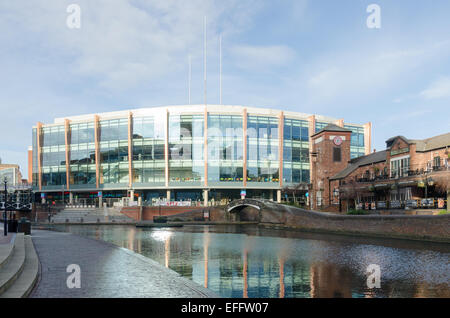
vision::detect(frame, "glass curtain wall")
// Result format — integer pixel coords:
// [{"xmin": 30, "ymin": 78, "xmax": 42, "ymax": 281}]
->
[
  {"xmin": 344, "ymin": 125, "xmax": 365, "ymax": 158},
  {"xmin": 208, "ymin": 115, "xmax": 243, "ymax": 184},
  {"xmin": 169, "ymin": 114, "xmax": 204, "ymax": 184},
  {"xmin": 283, "ymin": 119, "xmax": 310, "ymax": 184},
  {"xmin": 41, "ymin": 125, "xmax": 67, "ymax": 187},
  {"xmin": 69, "ymin": 123, "xmax": 96, "ymax": 186},
  {"xmin": 99, "ymin": 119, "xmax": 129, "ymax": 185},
  {"xmin": 132, "ymin": 115, "xmax": 165, "ymax": 185},
  {"xmin": 315, "ymin": 121, "xmax": 329, "ymax": 133},
  {"xmin": 247, "ymin": 116, "xmax": 279, "ymax": 183}
]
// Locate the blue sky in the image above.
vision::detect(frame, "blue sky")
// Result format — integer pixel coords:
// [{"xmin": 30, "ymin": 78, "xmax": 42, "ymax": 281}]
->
[{"xmin": 1, "ymin": 0, "xmax": 449, "ymax": 178}]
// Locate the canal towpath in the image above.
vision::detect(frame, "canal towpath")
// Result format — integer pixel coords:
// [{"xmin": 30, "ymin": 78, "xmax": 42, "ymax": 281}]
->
[{"xmin": 30, "ymin": 229, "xmax": 217, "ymax": 298}]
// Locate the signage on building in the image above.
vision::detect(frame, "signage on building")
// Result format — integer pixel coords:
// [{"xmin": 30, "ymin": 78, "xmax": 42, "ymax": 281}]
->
[
  {"xmin": 391, "ymin": 147, "xmax": 409, "ymax": 156},
  {"xmin": 98, "ymin": 191, "xmax": 102, "ymax": 197},
  {"xmin": 406, "ymin": 200, "xmax": 418, "ymax": 208},
  {"xmin": 377, "ymin": 201, "xmax": 386, "ymax": 209},
  {"xmin": 240, "ymin": 190, "xmax": 246, "ymax": 197}
]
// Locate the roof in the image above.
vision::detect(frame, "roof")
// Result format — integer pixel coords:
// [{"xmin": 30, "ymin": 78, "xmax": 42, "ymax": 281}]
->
[
  {"xmin": 386, "ymin": 132, "xmax": 450, "ymax": 152},
  {"xmin": 331, "ymin": 150, "xmax": 387, "ymax": 180},
  {"xmin": 32, "ymin": 105, "xmax": 366, "ymax": 128},
  {"xmin": 411, "ymin": 132, "xmax": 450, "ymax": 152},
  {"xmin": 311, "ymin": 124, "xmax": 352, "ymax": 138}
]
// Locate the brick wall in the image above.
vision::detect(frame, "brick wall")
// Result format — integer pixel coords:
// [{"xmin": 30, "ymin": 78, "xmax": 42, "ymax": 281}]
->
[
  {"xmin": 261, "ymin": 203, "xmax": 450, "ymax": 243},
  {"xmin": 311, "ymin": 130, "xmax": 352, "ymax": 210}
]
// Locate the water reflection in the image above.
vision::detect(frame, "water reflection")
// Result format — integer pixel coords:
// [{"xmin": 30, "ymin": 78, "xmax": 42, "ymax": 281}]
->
[{"xmin": 51, "ymin": 224, "xmax": 450, "ymax": 298}]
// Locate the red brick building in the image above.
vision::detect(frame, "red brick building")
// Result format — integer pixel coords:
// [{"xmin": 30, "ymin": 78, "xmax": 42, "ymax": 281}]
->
[{"xmin": 310, "ymin": 128, "xmax": 449, "ymax": 212}]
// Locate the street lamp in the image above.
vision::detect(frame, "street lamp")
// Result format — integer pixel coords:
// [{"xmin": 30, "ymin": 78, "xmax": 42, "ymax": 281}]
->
[{"xmin": 3, "ymin": 177, "xmax": 7, "ymax": 236}]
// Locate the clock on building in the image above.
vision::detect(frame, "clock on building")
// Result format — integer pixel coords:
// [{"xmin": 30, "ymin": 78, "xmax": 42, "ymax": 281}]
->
[{"xmin": 333, "ymin": 136, "xmax": 343, "ymax": 146}]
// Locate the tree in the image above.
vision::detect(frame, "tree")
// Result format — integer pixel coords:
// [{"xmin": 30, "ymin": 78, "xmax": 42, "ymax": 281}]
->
[
  {"xmin": 339, "ymin": 180, "xmax": 358, "ymax": 212},
  {"xmin": 432, "ymin": 172, "xmax": 450, "ymax": 209}
]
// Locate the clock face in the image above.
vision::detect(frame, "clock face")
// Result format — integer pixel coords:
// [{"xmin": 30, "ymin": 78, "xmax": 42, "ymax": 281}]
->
[{"xmin": 333, "ymin": 136, "xmax": 343, "ymax": 146}]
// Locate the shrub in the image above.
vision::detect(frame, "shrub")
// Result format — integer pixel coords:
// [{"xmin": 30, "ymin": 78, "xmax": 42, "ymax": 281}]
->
[
  {"xmin": 347, "ymin": 209, "xmax": 369, "ymax": 215},
  {"xmin": 438, "ymin": 210, "xmax": 450, "ymax": 215},
  {"xmin": 153, "ymin": 216, "xmax": 168, "ymax": 223}
]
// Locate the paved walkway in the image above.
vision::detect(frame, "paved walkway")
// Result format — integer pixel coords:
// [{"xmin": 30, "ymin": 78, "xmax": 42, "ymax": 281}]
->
[{"xmin": 30, "ymin": 230, "xmax": 217, "ymax": 298}]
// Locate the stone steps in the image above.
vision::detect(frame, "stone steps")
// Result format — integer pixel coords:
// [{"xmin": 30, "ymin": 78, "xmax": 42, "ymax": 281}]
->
[
  {"xmin": 51, "ymin": 208, "xmax": 134, "ymax": 223},
  {"xmin": 0, "ymin": 234, "xmax": 25, "ymax": 295},
  {"xmin": 0, "ymin": 236, "xmax": 39, "ymax": 298},
  {"xmin": 0, "ymin": 233, "xmax": 39, "ymax": 298}
]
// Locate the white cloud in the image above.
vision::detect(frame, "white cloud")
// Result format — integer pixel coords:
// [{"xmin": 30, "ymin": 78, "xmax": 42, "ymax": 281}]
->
[
  {"xmin": 229, "ymin": 44, "xmax": 296, "ymax": 71},
  {"xmin": 0, "ymin": 0, "xmax": 265, "ymax": 91},
  {"xmin": 420, "ymin": 77, "xmax": 450, "ymax": 99}
]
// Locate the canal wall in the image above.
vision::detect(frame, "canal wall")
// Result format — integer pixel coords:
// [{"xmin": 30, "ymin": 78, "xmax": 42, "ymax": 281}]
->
[
  {"xmin": 121, "ymin": 206, "xmax": 226, "ymax": 221},
  {"xmin": 257, "ymin": 203, "xmax": 450, "ymax": 243}
]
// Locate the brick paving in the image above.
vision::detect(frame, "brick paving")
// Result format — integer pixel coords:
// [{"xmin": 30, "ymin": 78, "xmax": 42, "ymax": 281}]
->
[{"xmin": 30, "ymin": 229, "xmax": 217, "ymax": 298}]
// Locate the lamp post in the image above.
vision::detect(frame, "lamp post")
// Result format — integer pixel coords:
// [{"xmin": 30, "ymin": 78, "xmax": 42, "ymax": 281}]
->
[{"xmin": 3, "ymin": 178, "xmax": 7, "ymax": 236}]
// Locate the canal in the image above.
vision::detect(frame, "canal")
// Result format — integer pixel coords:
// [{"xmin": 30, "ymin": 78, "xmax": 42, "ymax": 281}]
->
[{"xmin": 50, "ymin": 224, "xmax": 450, "ymax": 298}]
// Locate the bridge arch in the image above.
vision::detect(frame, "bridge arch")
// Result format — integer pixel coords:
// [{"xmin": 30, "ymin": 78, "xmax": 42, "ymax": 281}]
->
[{"xmin": 227, "ymin": 199, "xmax": 268, "ymax": 222}]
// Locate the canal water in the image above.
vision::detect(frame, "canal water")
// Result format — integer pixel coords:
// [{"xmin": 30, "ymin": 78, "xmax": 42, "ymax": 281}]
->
[{"xmin": 51, "ymin": 224, "xmax": 450, "ymax": 298}]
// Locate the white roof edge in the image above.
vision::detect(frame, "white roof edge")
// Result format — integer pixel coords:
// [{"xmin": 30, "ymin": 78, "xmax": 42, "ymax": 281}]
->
[{"xmin": 49, "ymin": 105, "xmax": 364, "ymax": 127}]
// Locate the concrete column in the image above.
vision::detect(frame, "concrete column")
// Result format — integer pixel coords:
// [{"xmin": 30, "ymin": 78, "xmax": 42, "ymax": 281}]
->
[
  {"xmin": 277, "ymin": 190, "xmax": 281, "ymax": 203},
  {"xmin": 69, "ymin": 192, "xmax": 73, "ymax": 204},
  {"xmin": 129, "ymin": 189, "xmax": 134, "ymax": 202},
  {"xmin": 166, "ymin": 190, "xmax": 171, "ymax": 201},
  {"xmin": 203, "ymin": 189, "xmax": 209, "ymax": 207},
  {"xmin": 94, "ymin": 115, "xmax": 100, "ymax": 188},
  {"xmin": 270, "ymin": 189, "xmax": 274, "ymax": 201},
  {"xmin": 137, "ymin": 196, "xmax": 142, "ymax": 206},
  {"xmin": 99, "ymin": 198, "xmax": 103, "ymax": 208},
  {"xmin": 363, "ymin": 122, "xmax": 372, "ymax": 155}
]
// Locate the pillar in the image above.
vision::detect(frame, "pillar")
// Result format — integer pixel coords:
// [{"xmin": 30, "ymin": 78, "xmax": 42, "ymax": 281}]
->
[
  {"xmin": 277, "ymin": 190, "xmax": 282, "ymax": 203},
  {"xmin": 166, "ymin": 190, "xmax": 171, "ymax": 201},
  {"xmin": 128, "ymin": 112, "xmax": 133, "ymax": 188},
  {"xmin": 99, "ymin": 197, "xmax": 103, "ymax": 208},
  {"xmin": 129, "ymin": 189, "xmax": 134, "ymax": 202},
  {"xmin": 69, "ymin": 192, "xmax": 73, "ymax": 204},
  {"xmin": 203, "ymin": 189, "xmax": 209, "ymax": 207},
  {"xmin": 363, "ymin": 122, "xmax": 372, "ymax": 155}
]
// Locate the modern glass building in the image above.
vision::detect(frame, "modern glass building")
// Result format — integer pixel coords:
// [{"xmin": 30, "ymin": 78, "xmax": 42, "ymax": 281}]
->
[{"xmin": 31, "ymin": 105, "xmax": 371, "ymax": 204}]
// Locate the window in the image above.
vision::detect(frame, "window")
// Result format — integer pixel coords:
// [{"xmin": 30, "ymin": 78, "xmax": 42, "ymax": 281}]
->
[
  {"xmin": 333, "ymin": 147, "xmax": 341, "ymax": 162},
  {"xmin": 390, "ymin": 156, "xmax": 410, "ymax": 178},
  {"xmin": 434, "ymin": 156, "xmax": 441, "ymax": 169}
]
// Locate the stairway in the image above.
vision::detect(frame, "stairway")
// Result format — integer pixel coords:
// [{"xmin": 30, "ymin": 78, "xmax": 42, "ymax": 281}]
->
[
  {"xmin": 0, "ymin": 233, "xmax": 39, "ymax": 298},
  {"xmin": 51, "ymin": 207, "xmax": 135, "ymax": 223}
]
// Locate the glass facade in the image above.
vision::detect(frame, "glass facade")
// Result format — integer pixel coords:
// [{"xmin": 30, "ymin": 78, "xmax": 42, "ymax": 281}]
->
[
  {"xmin": 132, "ymin": 115, "xmax": 166, "ymax": 185},
  {"xmin": 247, "ymin": 116, "xmax": 279, "ymax": 183},
  {"xmin": 283, "ymin": 118, "xmax": 310, "ymax": 184},
  {"xmin": 169, "ymin": 114, "xmax": 204, "ymax": 184},
  {"xmin": 69, "ymin": 122, "xmax": 96, "ymax": 186},
  {"xmin": 208, "ymin": 115, "xmax": 243, "ymax": 184},
  {"xmin": 344, "ymin": 125, "xmax": 365, "ymax": 159},
  {"xmin": 41, "ymin": 125, "xmax": 67, "ymax": 187},
  {"xmin": 315, "ymin": 122, "xmax": 329, "ymax": 133},
  {"xmin": 99, "ymin": 119, "xmax": 129, "ymax": 185},
  {"xmin": 33, "ymin": 107, "xmax": 367, "ymax": 195}
]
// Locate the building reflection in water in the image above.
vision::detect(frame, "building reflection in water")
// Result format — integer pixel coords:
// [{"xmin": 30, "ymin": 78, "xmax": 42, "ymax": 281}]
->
[
  {"xmin": 243, "ymin": 249, "xmax": 248, "ymax": 298},
  {"xmin": 150, "ymin": 230, "xmax": 173, "ymax": 268},
  {"xmin": 204, "ymin": 227, "xmax": 210, "ymax": 288},
  {"xmin": 59, "ymin": 225, "xmax": 450, "ymax": 298},
  {"xmin": 309, "ymin": 262, "xmax": 353, "ymax": 298}
]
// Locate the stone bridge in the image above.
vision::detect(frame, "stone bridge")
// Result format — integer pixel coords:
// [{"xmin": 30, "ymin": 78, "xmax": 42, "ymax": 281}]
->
[
  {"xmin": 226, "ymin": 199, "xmax": 450, "ymax": 243},
  {"xmin": 227, "ymin": 199, "xmax": 285, "ymax": 223}
]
